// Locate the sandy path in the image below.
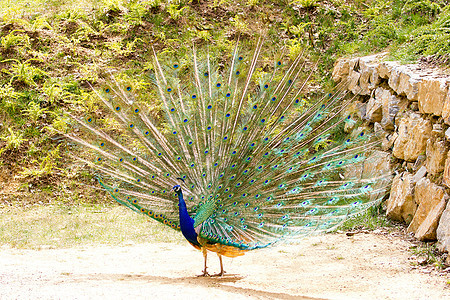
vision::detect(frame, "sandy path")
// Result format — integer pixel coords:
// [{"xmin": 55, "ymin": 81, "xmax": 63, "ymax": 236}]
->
[{"xmin": 1, "ymin": 232, "xmax": 449, "ymax": 299}]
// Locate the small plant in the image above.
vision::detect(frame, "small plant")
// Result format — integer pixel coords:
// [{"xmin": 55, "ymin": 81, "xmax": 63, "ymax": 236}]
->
[
  {"xmin": 287, "ymin": 39, "xmax": 304, "ymax": 60},
  {"xmin": 291, "ymin": 0, "xmax": 318, "ymax": 9},
  {"xmin": 23, "ymin": 101, "xmax": 50, "ymax": 123},
  {"xmin": 0, "ymin": 30, "xmax": 30, "ymax": 51},
  {"xmin": 20, "ymin": 145, "xmax": 62, "ymax": 179},
  {"xmin": 0, "ymin": 128, "xmax": 27, "ymax": 152},
  {"xmin": 148, "ymin": 0, "xmax": 162, "ymax": 9},
  {"xmin": 231, "ymin": 15, "xmax": 249, "ymax": 35},
  {"xmin": 166, "ymin": 4, "xmax": 186, "ymax": 21},
  {"xmin": 196, "ymin": 30, "xmax": 210, "ymax": 42},
  {"xmin": 410, "ymin": 243, "xmax": 447, "ymax": 270},
  {"xmin": 104, "ymin": 38, "xmax": 142, "ymax": 57},
  {"xmin": 42, "ymin": 81, "xmax": 64, "ymax": 105},
  {"xmin": 246, "ymin": 0, "xmax": 260, "ymax": 7},
  {"xmin": 339, "ymin": 204, "xmax": 393, "ymax": 231},
  {"xmin": 28, "ymin": 16, "xmax": 53, "ymax": 31},
  {"xmin": 101, "ymin": 0, "xmax": 123, "ymax": 13},
  {"xmin": 1, "ymin": 59, "xmax": 48, "ymax": 86},
  {"xmin": 0, "ymin": 83, "xmax": 22, "ymax": 111}
]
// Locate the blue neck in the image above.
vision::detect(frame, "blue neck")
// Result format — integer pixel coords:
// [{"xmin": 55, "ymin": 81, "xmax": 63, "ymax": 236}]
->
[{"xmin": 176, "ymin": 189, "xmax": 199, "ymax": 246}]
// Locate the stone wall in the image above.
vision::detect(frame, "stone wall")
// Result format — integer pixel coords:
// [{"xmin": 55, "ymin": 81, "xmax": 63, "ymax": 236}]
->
[{"xmin": 333, "ymin": 53, "xmax": 450, "ymax": 252}]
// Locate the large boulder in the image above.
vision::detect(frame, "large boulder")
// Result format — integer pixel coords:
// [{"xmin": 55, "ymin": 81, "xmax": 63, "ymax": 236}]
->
[
  {"xmin": 392, "ymin": 112, "xmax": 432, "ymax": 162},
  {"xmin": 386, "ymin": 172, "xmax": 417, "ymax": 224},
  {"xmin": 437, "ymin": 201, "xmax": 450, "ymax": 252},
  {"xmin": 418, "ymin": 75, "xmax": 450, "ymax": 117},
  {"xmin": 386, "ymin": 64, "xmax": 425, "ymax": 101},
  {"xmin": 407, "ymin": 178, "xmax": 448, "ymax": 241},
  {"xmin": 425, "ymin": 137, "xmax": 447, "ymax": 175},
  {"xmin": 332, "ymin": 58, "xmax": 350, "ymax": 83}
]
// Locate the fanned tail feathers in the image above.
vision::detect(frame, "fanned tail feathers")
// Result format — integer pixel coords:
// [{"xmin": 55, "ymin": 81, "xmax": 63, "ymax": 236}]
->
[{"xmin": 62, "ymin": 40, "xmax": 391, "ymax": 249}]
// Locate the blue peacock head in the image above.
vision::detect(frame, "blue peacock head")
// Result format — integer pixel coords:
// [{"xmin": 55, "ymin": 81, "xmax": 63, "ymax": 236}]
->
[{"xmin": 173, "ymin": 185, "xmax": 182, "ymax": 194}]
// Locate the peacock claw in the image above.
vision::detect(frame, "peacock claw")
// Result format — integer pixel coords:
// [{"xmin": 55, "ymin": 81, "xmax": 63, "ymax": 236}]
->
[
  {"xmin": 212, "ymin": 271, "xmax": 225, "ymax": 277},
  {"xmin": 197, "ymin": 271, "xmax": 210, "ymax": 277}
]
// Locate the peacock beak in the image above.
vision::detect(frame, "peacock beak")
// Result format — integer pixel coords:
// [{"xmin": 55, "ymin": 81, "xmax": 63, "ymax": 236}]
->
[{"xmin": 173, "ymin": 185, "xmax": 181, "ymax": 193}]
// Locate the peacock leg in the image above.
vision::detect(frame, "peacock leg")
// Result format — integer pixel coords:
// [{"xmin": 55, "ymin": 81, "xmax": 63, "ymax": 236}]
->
[
  {"xmin": 215, "ymin": 254, "xmax": 225, "ymax": 277},
  {"xmin": 197, "ymin": 247, "xmax": 210, "ymax": 277}
]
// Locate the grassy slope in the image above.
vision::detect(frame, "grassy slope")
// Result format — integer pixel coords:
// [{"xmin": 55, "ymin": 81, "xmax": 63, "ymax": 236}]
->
[
  {"xmin": 0, "ymin": 0, "xmax": 448, "ymax": 247},
  {"xmin": 0, "ymin": 204, "xmax": 182, "ymax": 249}
]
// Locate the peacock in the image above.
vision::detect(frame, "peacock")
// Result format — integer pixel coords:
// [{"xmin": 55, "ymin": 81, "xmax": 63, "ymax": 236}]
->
[{"xmin": 60, "ymin": 38, "xmax": 391, "ymax": 276}]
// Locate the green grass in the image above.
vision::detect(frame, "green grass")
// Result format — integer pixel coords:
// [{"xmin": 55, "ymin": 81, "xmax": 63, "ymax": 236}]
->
[
  {"xmin": 409, "ymin": 243, "xmax": 447, "ymax": 270},
  {"xmin": 338, "ymin": 205, "xmax": 394, "ymax": 232},
  {"xmin": 0, "ymin": 204, "xmax": 183, "ymax": 249},
  {"xmin": 0, "ymin": 0, "xmax": 448, "ymax": 242}
]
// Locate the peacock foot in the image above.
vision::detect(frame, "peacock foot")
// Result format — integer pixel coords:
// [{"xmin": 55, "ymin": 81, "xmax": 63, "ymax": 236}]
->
[
  {"xmin": 197, "ymin": 271, "xmax": 211, "ymax": 277},
  {"xmin": 212, "ymin": 270, "xmax": 226, "ymax": 277}
]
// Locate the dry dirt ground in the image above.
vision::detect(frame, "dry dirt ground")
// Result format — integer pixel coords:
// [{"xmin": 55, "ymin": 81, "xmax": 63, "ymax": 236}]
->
[{"xmin": 1, "ymin": 232, "xmax": 449, "ymax": 300}]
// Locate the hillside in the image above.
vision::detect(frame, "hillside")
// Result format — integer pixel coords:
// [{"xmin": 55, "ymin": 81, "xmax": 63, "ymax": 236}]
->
[{"xmin": 1, "ymin": 0, "xmax": 449, "ymax": 204}]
